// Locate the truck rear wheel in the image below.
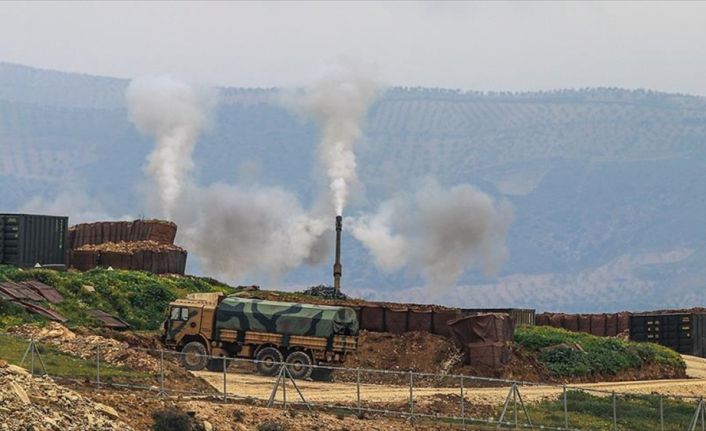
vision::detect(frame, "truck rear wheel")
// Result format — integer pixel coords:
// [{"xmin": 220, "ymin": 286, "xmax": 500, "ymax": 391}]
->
[
  {"xmin": 181, "ymin": 341, "xmax": 208, "ymax": 371},
  {"xmin": 255, "ymin": 347, "xmax": 283, "ymax": 376},
  {"xmin": 285, "ymin": 351, "xmax": 313, "ymax": 380}
]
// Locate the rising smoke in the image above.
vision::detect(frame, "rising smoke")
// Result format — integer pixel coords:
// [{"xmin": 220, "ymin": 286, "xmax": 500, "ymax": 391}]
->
[
  {"xmin": 175, "ymin": 183, "xmax": 328, "ymax": 280},
  {"xmin": 128, "ymin": 77, "xmax": 329, "ymax": 281},
  {"xmin": 351, "ymin": 179, "xmax": 513, "ymax": 289},
  {"xmin": 127, "ymin": 72, "xmax": 512, "ymax": 288},
  {"xmin": 292, "ymin": 68, "xmax": 378, "ymax": 216},
  {"xmin": 126, "ymin": 76, "xmax": 216, "ymax": 219}
]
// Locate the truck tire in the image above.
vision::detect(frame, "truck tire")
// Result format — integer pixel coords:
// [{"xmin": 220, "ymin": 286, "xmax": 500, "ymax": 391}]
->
[
  {"xmin": 285, "ymin": 351, "xmax": 313, "ymax": 380},
  {"xmin": 181, "ymin": 341, "xmax": 208, "ymax": 371},
  {"xmin": 255, "ymin": 347, "xmax": 283, "ymax": 376},
  {"xmin": 311, "ymin": 367, "xmax": 334, "ymax": 382},
  {"xmin": 206, "ymin": 358, "xmax": 226, "ymax": 372}
]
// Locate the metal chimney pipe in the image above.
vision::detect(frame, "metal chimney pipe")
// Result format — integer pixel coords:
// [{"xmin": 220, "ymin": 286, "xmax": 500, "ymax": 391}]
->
[{"xmin": 333, "ymin": 215, "xmax": 342, "ymax": 292}]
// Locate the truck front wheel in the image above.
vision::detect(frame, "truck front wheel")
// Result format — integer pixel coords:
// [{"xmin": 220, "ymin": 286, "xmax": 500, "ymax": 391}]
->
[
  {"xmin": 181, "ymin": 341, "xmax": 208, "ymax": 371},
  {"xmin": 285, "ymin": 351, "xmax": 313, "ymax": 380},
  {"xmin": 255, "ymin": 347, "xmax": 283, "ymax": 376}
]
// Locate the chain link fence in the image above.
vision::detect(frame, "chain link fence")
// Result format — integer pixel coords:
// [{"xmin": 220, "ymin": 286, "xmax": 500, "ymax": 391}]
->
[{"xmin": 3, "ymin": 332, "xmax": 706, "ymax": 430}]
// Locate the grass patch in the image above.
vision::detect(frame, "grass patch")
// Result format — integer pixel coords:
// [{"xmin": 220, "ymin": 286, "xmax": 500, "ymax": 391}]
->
[
  {"xmin": 515, "ymin": 325, "xmax": 684, "ymax": 378},
  {"xmin": 527, "ymin": 390, "xmax": 696, "ymax": 430},
  {"xmin": 0, "ymin": 333, "xmax": 147, "ymax": 379},
  {"xmin": 0, "ymin": 266, "xmax": 236, "ymax": 330}
]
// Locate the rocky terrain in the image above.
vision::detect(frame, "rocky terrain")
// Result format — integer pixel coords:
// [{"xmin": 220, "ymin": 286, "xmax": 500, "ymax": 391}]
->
[{"xmin": 0, "ymin": 359, "xmax": 132, "ymax": 431}]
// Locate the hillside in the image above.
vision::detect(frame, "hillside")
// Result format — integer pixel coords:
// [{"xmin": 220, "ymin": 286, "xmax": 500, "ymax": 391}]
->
[
  {"xmin": 0, "ymin": 266, "xmax": 233, "ymax": 330},
  {"xmin": 2, "ymin": 62, "xmax": 706, "ymax": 311}
]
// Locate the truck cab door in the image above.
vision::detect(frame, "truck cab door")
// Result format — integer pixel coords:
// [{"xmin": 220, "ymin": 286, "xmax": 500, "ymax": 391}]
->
[{"xmin": 166, "ymin": 306, "xmax": 200, "ymax": 343}]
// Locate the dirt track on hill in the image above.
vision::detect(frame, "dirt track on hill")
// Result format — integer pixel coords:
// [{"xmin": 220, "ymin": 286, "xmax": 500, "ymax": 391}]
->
[{"xmin": 195, "ymin": 355, "xmax": 706, "ymax": 406}]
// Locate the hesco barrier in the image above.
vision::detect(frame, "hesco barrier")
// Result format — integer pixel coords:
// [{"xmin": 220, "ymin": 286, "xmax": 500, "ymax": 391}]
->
[
  {"xmin": 67, "ymin": 219, "xmax": 186, "ymax": 274},
  {"xmin": 353, "ymin": 305, "xmax": 535, "ymax": 337},
  {"xmin": 68, "ymin": 219, "xmax": 177, "ymax": 249},
  {"xmin": 356, "ymin": 305, "xmax": 460, "ymax": 335},
  {"xmin": 69, "ymin": 248, "xmax": 187, "ymax": 274},
  {"xmin": 535, "ymin": 312, "xmax": 631, "ymax": 337},
  {"xmin": 461, "ymin": 308, "xmax": 535, "ymax": 326}
]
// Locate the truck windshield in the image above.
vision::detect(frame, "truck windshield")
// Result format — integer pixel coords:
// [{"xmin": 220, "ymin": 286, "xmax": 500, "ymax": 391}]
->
[{"xmin": 170, "ymin": 307, "xmax": 189, "ymax": 321}]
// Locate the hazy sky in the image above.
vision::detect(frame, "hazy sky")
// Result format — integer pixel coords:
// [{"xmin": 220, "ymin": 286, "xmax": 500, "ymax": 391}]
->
[{"xmin": 1, "ymin": 1, "xmax": 706, "ymax": 94}]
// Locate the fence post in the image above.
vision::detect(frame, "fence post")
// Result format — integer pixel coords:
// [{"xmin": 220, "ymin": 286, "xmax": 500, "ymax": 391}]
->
[
  {"xmin": 659, "ymin": 394, "xmax": 664, "ymax": 431},
  {"xmin": 356, "ymin": 367, "xmax": 361, "ymax": 413},
  {"xmin": 613, "ymin": 391, "xmax": 618, "ymax": 431},
  {"xmin": 222, "ymin": 356, "xmax": 227, "ymax": 402},
  {"xmin": 563, "ymin": 385, "xmax": 568, "ymax": 430},
  {"xmin": 30, "ymin": 338, "xmax": 35, "ymax": 376},
  {"xmin": 159, "ymin": 350, "xmax": 164, "ymax": 397},
  {"xmin": 409, "ymin": 370, "xmax": 414, "ymax": 419},
  {"xmin": 96, "ymin": 345, "xmax": 101, "ymax": 386},
  {"xmin": 513, "ymin": 383, "xmax": 518, "ymax": 429},
  {"xmin": 460, "ymin": 376, "xmax": 465, "ymax": 429},
  {"xmin": 282, "ymin": 365, "xmax": 287, "ymax": 409}
]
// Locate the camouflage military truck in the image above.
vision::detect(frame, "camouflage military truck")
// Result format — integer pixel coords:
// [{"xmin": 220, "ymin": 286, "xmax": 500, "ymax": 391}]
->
[{"xmin": 162, "ymin": 292, "xmax": 358, "ymax": 379}]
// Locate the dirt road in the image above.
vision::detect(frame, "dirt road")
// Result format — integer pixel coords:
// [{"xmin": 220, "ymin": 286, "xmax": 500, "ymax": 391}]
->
[{"xmin": 195, "ymin": 355, "xmax": 706, "ymax": 406}]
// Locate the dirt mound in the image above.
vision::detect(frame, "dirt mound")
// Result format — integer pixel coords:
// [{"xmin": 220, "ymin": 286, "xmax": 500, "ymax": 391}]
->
[
  {"xmin": 8, "ymin": 323, "xmax": 213, "ymax": 393},
  {"xmin": 83, "ymin": 389, "xmax": 459, "ymax": 430},
  {"xmin": 0, "ymin": 360, "xmax": 133, "ymax": 430},
  {"xmin": 344, "ymin": 330, "xmax": 463, "ymax": 373},
  {"xmin": 338, "ymin": 330, "xmax": 555, "ymax": 385},
  {"xmin": 10, "ymin": 323, "xmax": 161, "ymax": 372},
  {"xmin": 75, "ymin": 240, "xmax": 185, "ymax": 253}
]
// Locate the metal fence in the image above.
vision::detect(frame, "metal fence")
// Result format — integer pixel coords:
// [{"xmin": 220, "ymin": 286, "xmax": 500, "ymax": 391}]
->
[{"xmin": 4, "ymin": 332, "xmax": 706, "ymax": 430}]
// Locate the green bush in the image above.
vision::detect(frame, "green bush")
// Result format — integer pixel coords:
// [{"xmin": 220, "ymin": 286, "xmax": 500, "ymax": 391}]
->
[
  {"xmin": 0, "ymin": 266, "xmax": 236, "ymax": 330},
  {"xmin": 515, "ymin": 325, "xmax": 684, "ymax": 377}
]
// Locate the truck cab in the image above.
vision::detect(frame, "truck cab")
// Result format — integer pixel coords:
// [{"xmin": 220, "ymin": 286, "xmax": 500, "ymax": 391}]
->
[{"xmin": 163, "ymin": 293, "xmax": 224, "ymax": 370}]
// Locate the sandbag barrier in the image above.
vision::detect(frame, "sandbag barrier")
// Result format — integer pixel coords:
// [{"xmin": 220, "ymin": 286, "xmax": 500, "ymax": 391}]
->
[{"xmin": 535, "ymin": 312, "xmax": 631, "ymax": 337}]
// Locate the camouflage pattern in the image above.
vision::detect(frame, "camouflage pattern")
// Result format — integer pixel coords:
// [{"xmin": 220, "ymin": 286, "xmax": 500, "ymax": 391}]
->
[{"xmin": 214, "ymin": 297, "xmax": 359, "ymax": 338}]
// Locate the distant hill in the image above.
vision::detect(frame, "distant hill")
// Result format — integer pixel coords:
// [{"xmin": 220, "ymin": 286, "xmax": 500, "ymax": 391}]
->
[{"xmin": 2, "ymin": 61, "xmax": 706, "ymax": 312}]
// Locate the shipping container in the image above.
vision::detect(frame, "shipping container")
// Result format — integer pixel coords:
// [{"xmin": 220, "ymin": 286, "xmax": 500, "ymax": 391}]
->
[
  {"xmin": 630, "ymin": 313, "xmax": 706, "ymax": 357},
  {"xmin": 461, "ymin": 308, "xmax": 536, "ymax": 326},
  {"xmin": 0, "ymin": 214, "xmax": 68, "ymax": 267}
]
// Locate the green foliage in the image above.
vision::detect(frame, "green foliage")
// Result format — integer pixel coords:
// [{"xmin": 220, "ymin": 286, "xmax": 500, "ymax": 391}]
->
[
  {"xmin": 527, "ymin": 390, "xmax": 695, "ymax": 430},
  {"xmin": 0, "ymin": 266, "xmax": 236, "ymax": 330},
  {"xmin": 515, "ymin": 325, "xmax": 685, "ymax": 378},
  {"xmin": 0, "ymin": 334, "xmax": 147, "ymax": 379},
  {"xmin": 0, "ymin": 301, "xmax": 45, "ymax": 330},
  {"xmin": 151, "ymin": 408, "xmax": 204, "ymax": 431}
]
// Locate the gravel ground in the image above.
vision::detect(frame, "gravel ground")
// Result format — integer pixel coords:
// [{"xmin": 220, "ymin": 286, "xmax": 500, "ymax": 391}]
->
[{"xmin": 196, "ymin": 355, "xmax": 706, "ymax": 407}]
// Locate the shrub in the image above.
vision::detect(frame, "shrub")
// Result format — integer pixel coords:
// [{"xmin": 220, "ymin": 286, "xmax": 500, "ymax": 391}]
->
[
  {"xmin": 151, "ymin": 408, "xmax": 204, "ymax": 431},
  {"xmin": 515, "ymin": 325, "xmax": 684, "ymax": 377}
]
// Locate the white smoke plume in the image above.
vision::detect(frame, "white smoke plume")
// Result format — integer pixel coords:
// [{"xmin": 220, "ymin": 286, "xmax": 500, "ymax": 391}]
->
[
  {"xmin": 294, "ymin": 68, "xmax": 378, "ymax": 216},
  {"xmin": 352, "ymin": 179, "xmax": 513, "ymax": 289},
  {"xmin": 127, "ymin": 76, "xmax": 329, "ymax": 282},
  {"xmin": 126, "ymin": 76, "xmax": 216, "ymax": 219},
  {"xmin": 175, "ymin": 183, "xmax": 329, "ymax": 281}
]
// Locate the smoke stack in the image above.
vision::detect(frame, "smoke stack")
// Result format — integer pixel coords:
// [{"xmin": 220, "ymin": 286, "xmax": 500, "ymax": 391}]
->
[{"xmin": 333, "ymin": 215, "xmax": 342, "ymax": 292}]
